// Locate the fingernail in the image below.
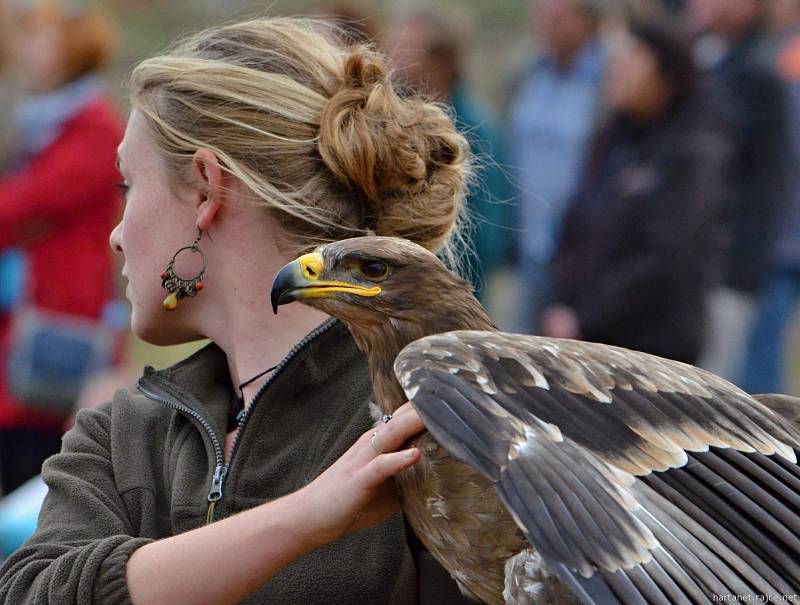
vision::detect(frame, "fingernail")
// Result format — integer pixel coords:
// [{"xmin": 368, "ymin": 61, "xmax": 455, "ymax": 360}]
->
[{"xmin": 403, "ymin": 449, "xmax": 416, "ymax": 460}]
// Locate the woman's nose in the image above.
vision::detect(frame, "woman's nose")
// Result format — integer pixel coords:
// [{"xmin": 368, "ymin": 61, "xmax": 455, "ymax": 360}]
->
[{"xmin": 109, "ymin": 221, "xmax": 123, "ymax": 254}]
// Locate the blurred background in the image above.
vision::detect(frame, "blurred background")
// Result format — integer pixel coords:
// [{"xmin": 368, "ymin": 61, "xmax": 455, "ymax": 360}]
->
[{"xmin": 2, "ymin": 0, "xmax": 800, "ymax": 558}]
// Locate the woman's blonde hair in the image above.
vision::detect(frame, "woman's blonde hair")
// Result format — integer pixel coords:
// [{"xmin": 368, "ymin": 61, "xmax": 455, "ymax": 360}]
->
[{"xmin": 129, "ymin": 17, "xmax": 470, "ymax": 261}]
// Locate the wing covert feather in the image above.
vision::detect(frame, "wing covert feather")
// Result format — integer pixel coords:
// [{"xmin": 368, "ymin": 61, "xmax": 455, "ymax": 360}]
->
[{"xmin": 394, "ymin": 331, "xmax": 800, "ymax": 602}]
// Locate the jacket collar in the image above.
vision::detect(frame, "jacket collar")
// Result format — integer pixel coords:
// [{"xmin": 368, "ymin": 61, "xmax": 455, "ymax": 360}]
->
[{"xmin": 137, "ymin": 318, "xmax": 350, "ymax": 435}]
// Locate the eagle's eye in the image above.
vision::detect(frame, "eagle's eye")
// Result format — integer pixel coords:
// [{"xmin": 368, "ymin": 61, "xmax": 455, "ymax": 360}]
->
[{"xmin": 357, "ymin": 259, "xmax": 389, "ymax": 281}]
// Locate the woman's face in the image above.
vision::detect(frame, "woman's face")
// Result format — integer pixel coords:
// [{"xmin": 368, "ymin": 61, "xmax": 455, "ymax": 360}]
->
[
  {"xmin": 606, "ymin": 33, "xmax": 670, "ymax": 119},
  {"xmin": 14, "ymin": 23, "xmax": 64, "ymax": 92},
  {"xmin": 110, "ymin": 110, "xmax": 201, "ymax": 344},
  {"xmin": 532, "ymin": 0, "xmax": 595, "ymax": 61}
]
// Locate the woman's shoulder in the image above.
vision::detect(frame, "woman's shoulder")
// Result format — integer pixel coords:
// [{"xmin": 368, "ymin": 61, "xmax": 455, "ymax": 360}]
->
[{"xmin": 69, "ymin": 382, "xmax": 172, "ymax": 450}]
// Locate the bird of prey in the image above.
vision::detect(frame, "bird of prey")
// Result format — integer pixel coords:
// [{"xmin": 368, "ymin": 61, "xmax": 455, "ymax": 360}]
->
[{"xmin": 270, "ymin": 236, "xmax": 800, "ymax": 605}]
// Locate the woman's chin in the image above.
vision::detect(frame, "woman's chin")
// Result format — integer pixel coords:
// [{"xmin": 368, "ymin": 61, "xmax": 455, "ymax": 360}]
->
[{"xmin": 130, "ymin": 310, "xmax": 199, "ymax": 347}]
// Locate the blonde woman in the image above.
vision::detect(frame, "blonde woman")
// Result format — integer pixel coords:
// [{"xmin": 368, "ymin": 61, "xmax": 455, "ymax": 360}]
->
[{"xmin": 0, "ymin": 17, "xmax": 472, "ymax": 605}]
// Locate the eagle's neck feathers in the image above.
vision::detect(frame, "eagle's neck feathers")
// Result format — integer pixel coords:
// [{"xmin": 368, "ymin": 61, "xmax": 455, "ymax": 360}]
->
[{"xmin": 348, "ymin": 290, "xmax": 495, "ymax": 413}]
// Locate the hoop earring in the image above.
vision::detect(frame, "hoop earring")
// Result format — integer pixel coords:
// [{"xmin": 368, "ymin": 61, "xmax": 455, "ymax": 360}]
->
[{"xmin": 160, "ymin": 228, "xmax": 206, "ymax": 311}]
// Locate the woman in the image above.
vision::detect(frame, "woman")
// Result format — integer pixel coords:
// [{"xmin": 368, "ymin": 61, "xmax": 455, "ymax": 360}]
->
[
  {"xmin": 0, "ymin": 3, "xmax": 123, "ymax": 494},
  {"xmin": 540, "ymin": 18, "xmax": 731, "ymax": 364},
  {"xmin": 0, "ymin": 17, "xmax": 472, "ymax": 605}
]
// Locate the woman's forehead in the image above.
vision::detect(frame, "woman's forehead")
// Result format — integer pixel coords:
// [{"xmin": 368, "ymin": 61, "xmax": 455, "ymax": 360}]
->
[{"xmin": 118, "ymin": 110, "xmax": 160, "ymax": 170}]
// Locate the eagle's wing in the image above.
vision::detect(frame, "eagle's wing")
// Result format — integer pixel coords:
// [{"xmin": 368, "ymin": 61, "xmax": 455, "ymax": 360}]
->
[
  {"xmin": 753, "ymin": 393, "xmax": 800, "ymax": 432},
  {"xmin": 395, "ymin": 331, "xmax": 800, "ymax": 604}
]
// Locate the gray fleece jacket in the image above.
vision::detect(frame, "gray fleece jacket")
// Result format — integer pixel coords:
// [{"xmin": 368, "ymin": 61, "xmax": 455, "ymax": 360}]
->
[{"xmin": 0, "ymin": 319, "xmax": 469, "ymax": 604}]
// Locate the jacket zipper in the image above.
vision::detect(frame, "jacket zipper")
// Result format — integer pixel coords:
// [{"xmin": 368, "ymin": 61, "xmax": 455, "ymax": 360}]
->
[
  {"xmin": 137, "ymin": 318, "xmax": 337, "ymax": 525},
  {"xmin": 136, "ymin": 380, "xmax": 228, "ymax": 523},
  {"xmin": 215, "ymin": 318, "xmax": 337, "ymax": 522}
]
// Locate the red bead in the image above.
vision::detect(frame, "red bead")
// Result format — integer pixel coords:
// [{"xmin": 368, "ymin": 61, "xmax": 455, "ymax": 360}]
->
[
  {"xmin": 195, "ymin": 281, "xmax": 204, "ymax": 291},
  {"xmin": 160, "ymin": 272, "xmax": 168, "ymax": 280}
]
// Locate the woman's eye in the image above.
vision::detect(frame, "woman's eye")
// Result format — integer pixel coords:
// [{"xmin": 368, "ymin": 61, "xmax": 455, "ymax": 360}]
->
[
  {"xmin": 115, "ymin": 182, "xmax": 130, "ymax": 199},
  {"xmin": 358, "ymin": 260, "xmax": 389, "ymax": 280}
]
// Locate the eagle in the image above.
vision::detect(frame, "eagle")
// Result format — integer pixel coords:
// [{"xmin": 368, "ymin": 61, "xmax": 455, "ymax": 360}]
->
[{"xmin": 270, "ymin": 236, "xmax": 800, "ymax": 604}]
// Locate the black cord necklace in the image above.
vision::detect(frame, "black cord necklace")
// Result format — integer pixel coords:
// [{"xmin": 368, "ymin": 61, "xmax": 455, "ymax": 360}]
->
[{"xmin": 227, "ymin": 364, "xmax": 277, "ymax": 432}]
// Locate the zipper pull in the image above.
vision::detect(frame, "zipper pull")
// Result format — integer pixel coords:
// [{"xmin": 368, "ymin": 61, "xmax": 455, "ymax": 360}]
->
[
  {"xmin": 205, "ymin": 463, "xmax": 228, "ymax": 525},
  {"xmin": 207, "ymin": 463, "xmax": 227, "ymax": 503}
]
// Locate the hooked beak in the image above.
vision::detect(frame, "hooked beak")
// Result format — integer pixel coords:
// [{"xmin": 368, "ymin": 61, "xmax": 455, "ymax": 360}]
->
[{"xmin": 270, "ymin": 252, "xmax": 381, "ymax": 314}]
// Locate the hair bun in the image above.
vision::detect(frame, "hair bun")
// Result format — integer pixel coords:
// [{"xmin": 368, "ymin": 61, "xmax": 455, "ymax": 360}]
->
[
  {"xmin": 341, "ymin": 46, "xmax": 385, "ymax": 91},
  {"xmin": 319, "ymin": 47, "xmax": 403, "ymax": 203},
  {"xmin": 318, "ymin": 46, "xmax": 470, "ymax": 253}
]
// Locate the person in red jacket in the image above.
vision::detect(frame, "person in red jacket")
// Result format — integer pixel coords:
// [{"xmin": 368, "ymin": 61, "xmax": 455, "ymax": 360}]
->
[{"xmin": 0, "ymin": 3, "xmax": 123, "ymax": 494}]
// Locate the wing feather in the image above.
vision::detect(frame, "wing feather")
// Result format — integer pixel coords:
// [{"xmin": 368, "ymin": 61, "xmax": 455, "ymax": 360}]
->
[
  {"xmin": 643, "ymin": 473, "xmax": 790, "ymax": 594},
  {"xmin": 394, "ymin": 331, "xmax": 800, "ymax": 602},
  {"xmin": 617, "ymin": 564, "xmax": 667, "ymax": 604},
  {"xmin": 660, "ymin": 461, "xmax": 800, "ymax": 583},
  {"xmin": 637, "ymin": 555, "xmax": 692, "ymax": 605},
  {"xmin": 685, "ymin": 455, "xmax": 800, "ymax": 563},
  {"xmin": 748, "ymin": 451, "xmax": 800, "ymax": 492},
  {"xmin": 629, "ymin": 501, "xmax": 732, "ymax": 595},
  {"xmin": 648, "ymin": 546, "xmax": 708, "ymax": 602},
  {"xmin": 696, "ymin": 450, "xmax": 800, "ymax": 540},
  {"xmin": 753, "ymin": 394, "xmax": 800, "ymax": 432},
  {"xmin": 597, "ymin": 569, "xmax": 647, "ymax": 605},
  {"xmin": 517, "ymin": 445, "xmax": 650, "ymax": 570}
]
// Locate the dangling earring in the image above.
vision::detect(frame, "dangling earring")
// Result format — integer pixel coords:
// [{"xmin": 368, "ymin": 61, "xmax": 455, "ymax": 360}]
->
[{"xmin": 160, "ymin": 228, "xmax": 206, "ymax": 311}]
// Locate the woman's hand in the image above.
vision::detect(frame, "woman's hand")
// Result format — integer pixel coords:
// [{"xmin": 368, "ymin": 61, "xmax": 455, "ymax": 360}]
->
[
  {"xmin": 127, "ymin": 403, "xmax": 424, "ymax": 605},
  {"xmin": 293, "ymin": 402, "xmax": 425, "ymax": 548}
]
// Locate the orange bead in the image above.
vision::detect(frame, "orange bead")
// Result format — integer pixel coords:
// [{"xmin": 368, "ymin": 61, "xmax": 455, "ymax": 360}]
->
[{"xmin": 195, "ymin": 281, "xmax": 204, "ymax": 291}]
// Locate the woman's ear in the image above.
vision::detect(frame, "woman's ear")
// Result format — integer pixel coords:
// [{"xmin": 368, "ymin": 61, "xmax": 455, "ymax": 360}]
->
[{"xmin": 190, "ymin": 147, "xmax": 224, "ymax": 232}]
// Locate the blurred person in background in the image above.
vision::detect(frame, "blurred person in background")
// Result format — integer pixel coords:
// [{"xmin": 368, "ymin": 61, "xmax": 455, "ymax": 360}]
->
[
  {"xmin": 741, "ymin": 0, "xmax": 800, "ymax": 393},
  {"xmin": 505, "ymin": 0, "xmax": 608, "ymax": 333},
  {"xmin": 0, "ymin": 0, "xmax": 25, "ymax": 343},
  {"xmin": 386, "ymin": 9, "xmax": 511, "ymax": 302},
  {"xmin": 539, "ymin": 17, "xmax": 731, "ymax": 364},
  {"xmin": 0, "ymin": 0, "xmax": 18, "ymax": 170},
  {"xmin": 0, "ymin": 2, "xmax": 123, "ymax": 494},
  {"xmin": 687, "ymin": 0, "xmax": 789, "ymax": 381},
  {"xmin": 312, "ymin": 0, "xmax": 380, "ymax": 46}
]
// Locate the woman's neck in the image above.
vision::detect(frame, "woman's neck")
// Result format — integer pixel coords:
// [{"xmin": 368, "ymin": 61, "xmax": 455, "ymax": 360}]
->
[
  {"xmin": 195, "ymin": 226, "xmax": 330, "ymax": 408},
  {"xmin": 213, "ymin": 303, "xmax": 329, "ymax": 409}
]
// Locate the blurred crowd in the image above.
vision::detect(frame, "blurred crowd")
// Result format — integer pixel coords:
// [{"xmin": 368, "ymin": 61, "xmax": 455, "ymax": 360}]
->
[
  {"xmin": 1, "ymin": 0, "xmax": 800, "ymax": 557},
  {"xmin": 384, "ymin": 0, "xmax": 800, "ymax": 399}
]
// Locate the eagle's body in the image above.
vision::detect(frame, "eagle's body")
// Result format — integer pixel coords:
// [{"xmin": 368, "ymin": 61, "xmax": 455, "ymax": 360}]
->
[
  {"xmin": 271, "ymin": 237, "xmax": 800, "ymax": 604},
  {"xmin": 395, "ymin": 432, "xmax": 577, "ymax": 603},
  {"xmin": 354, "ymin": 319, "xmax": 576, "ymax": 603}
]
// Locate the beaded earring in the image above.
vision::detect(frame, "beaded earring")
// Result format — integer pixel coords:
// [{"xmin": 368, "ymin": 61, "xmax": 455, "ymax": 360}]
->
[{"xmin": 160, "ymin": 229, "xmax": 206, "ymax": 311}]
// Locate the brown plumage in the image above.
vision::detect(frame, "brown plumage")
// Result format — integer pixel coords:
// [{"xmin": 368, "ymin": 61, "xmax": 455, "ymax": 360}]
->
[{"xmin": 271, "ymin": 236, "xmax": 800, "ymax": 605}]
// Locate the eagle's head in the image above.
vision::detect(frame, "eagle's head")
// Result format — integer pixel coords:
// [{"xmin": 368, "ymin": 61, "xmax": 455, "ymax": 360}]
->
[{"xmin": 271, "ymin": 236, "xmax": 466, "ymax": 320}]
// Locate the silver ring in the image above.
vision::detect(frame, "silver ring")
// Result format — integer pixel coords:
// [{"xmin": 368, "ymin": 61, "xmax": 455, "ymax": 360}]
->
[
  {"xmin": 381, "ymin": 414, "xmax": 392, "ymax": 424},
  {"xmin": 370, "ymin": 431, "xmax": 385, "ymax": 455}
]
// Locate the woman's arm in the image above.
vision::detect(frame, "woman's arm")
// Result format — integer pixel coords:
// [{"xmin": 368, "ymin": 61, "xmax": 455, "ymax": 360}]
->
[
  {"xmin": 127, "ymin": 403, "xmax": 423, "ymax": 605},
  {"xmin": 0, "ymin": 399, "xmax": 422, "ymax": 605}
]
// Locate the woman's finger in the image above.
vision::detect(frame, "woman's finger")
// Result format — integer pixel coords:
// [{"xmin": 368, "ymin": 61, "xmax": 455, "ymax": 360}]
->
[
  {"xmin": 360, "ymin": 448, "xmax": 420, "ymax": 490},
  {"xmin": 371, "ymin": 402, "xmax": 414, "ymax": 428},
  {"xmin": 391, "ymin": 401, "xmax": 415, "ymax": 417},
  {"xmin": 372, "ymin": 408, "xmax": 425, "ymax": 453}
]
